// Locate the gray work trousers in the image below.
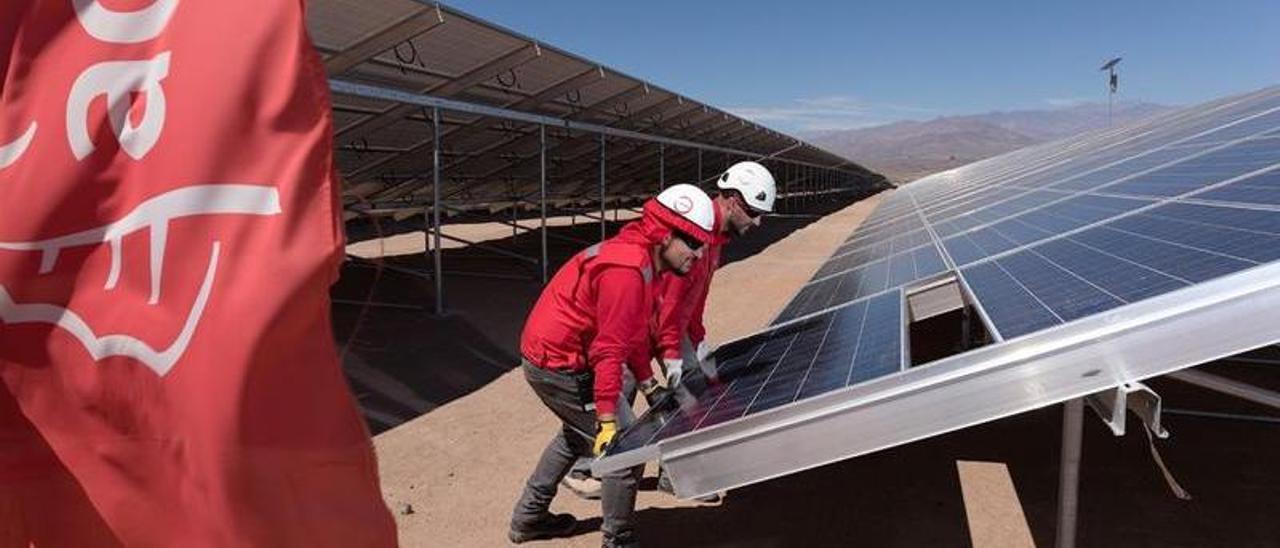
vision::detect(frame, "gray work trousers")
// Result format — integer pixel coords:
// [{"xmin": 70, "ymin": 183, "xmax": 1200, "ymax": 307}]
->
[
  {"xmin": 568, "ymin": 369, "xmax": 637, "ymax": 478},
  {"xmin": 512, "ymin": 360, "xmax": 643, "ymax": 539}
]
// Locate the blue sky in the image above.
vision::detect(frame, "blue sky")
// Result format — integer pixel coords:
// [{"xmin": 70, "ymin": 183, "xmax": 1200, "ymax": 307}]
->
[{"xmin": 442, "ymin": 1, "xmax": 1280, "ymax": 132}]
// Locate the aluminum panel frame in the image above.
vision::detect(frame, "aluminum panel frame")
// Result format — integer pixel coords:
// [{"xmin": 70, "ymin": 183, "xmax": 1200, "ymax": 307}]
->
[{"xmin": 594, "ymin": 259, "xmax": 1280, "ymax": 499}]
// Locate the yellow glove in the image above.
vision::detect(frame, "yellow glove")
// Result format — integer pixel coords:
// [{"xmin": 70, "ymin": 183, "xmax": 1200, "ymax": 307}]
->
[{"xmin": 593, "ymin": 420, "xmax": 617, "ymax": 456}]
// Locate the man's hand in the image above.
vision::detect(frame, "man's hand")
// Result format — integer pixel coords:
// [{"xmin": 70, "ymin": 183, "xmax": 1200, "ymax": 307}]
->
[
  {"xmin": 639, "ymin": 377, "xmax": 671, "ymax": 406},
  {"xmin": 662, "ymin": 357, "xmax": 684, "ymax": 388},
  {"xmin": 593, "ymin": 420, "xmax": 617, "ymax": 456},
  {"xmin": 695, "ymin": 340, "xmax": 714, "ymax": 362}
]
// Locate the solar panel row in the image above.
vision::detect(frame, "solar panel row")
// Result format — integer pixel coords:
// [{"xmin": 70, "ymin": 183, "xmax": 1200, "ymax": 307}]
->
[{"xmin": 599, "ymin": 86, "xmax": 1280, "ymax": 482}]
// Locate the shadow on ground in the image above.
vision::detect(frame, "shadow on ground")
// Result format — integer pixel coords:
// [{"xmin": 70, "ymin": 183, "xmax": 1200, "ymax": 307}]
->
[
  {"xmin": 332, "ymin": 192, "xmax": 870, "ymax": 433},
  {"xmin": 607, "ymin": 355, "xmax": 1280, "ymax": 547}
]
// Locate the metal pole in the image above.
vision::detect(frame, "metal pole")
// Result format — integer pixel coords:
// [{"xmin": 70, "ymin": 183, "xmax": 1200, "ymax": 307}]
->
[
  {"xmin": 1056, "ymin": 398, "xmax": 1084, "ymax": 548},
  {"xmin": 659, "ymin": 143, "xmax": 666, "ymax": 191},
  {"xmin": 431, "ymin": 106, "xmax": 443, "ymax": 315},
  {"xmin": 599, "ymin": 133, "xmax": 606, "ymax": 242},
  {"xmin": 1169, "ymin": 369, "xmax": 1280, "ymax": 410},
  {"xmin": 539, "ymin": 124, "xmax": 548, "ymax": 284},
  {"xmin": 1107, "ymin": 68, "xmax": 1115, "ymax": 128}
]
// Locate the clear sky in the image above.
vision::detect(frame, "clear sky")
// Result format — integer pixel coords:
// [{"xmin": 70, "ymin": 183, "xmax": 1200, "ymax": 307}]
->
[{"xmin": 441, "ymin": 0, "xmax": 1280, "ymax": 132}]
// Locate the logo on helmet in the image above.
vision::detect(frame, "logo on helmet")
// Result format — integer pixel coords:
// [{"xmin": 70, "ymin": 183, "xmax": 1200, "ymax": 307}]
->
[{"xmin": 674, "ymin": 195, "xmax": 694, "ymax": 214}]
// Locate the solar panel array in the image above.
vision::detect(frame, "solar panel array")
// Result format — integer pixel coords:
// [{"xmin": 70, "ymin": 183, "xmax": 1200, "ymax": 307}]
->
[{"xmin": 603, "ymin": 85, "xmax": 1280, "ymax": 467}]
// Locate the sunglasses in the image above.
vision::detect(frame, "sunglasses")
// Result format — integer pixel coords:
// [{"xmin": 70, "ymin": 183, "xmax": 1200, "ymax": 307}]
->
[
  {"xmin": 674, "ymin": 230, "xmax": 705, "ymax": 251},
  {"xmin": 731, "ymin": 191, "xmax": 765, "ymax": 218}
]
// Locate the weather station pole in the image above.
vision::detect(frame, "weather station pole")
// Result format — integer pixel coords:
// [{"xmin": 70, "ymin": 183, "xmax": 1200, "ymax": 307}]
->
[{"xmin": 1100, "ymin": 57, "xmax": 1122, "ymax": 127}]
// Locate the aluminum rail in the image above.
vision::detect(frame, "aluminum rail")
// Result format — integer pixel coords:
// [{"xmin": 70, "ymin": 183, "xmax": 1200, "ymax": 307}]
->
[
  {"xmin": 329, "ymin": 79, "xmax": 857, "ymax": 173},
  {"xmin": 594, "ymin": 258, "xmax": 1280, "ymax": 499}
]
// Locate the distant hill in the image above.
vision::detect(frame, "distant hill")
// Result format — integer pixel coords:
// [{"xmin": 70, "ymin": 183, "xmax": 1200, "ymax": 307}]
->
[{"xmin": 808, "ymin": 102, "xmax": 1175, "ymax": 184}]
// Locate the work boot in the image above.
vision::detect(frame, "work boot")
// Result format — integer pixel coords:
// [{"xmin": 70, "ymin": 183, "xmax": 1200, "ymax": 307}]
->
[
  {"xmin": 560, "ymin": 470, "xmax": 602, "ymax": 500},
  {"xmin": 508, "ymin": 512, "xmax": 577, "ymax": 544},
  {"xmin": 601, "ymin": 529, "xmax": 639, "ymax": 548}
]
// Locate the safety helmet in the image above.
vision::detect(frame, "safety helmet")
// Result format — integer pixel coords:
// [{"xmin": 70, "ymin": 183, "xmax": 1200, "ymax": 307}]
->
[
  {"xmin": 645, "ymin": 184, "xmax": 716, "ymax": 244},
  {"xmin": 717, "ymin": 161, "xmax": 776, "ymax": 213}
]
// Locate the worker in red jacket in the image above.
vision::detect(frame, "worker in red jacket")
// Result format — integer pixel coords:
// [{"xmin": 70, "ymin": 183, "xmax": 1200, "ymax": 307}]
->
[
  {"xmin": 510, "ymin": 184, "xmax": 717, "ymax": 548},
  {"xmin": 653, "ymin": 161, "xmax": 777, "ymax": 498},
  {"xmin": 658, "ymin": 161, "xmax": 777, "ymax": 386}
]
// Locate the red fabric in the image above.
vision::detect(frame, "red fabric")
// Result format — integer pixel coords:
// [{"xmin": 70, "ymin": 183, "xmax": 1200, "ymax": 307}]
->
[
  {"xmin": 521, "ymin": 221, "xmax": 661, "ymax": 417},
  {"xmin": 643, "ymin": 197, "xmax": 714, "ymax": 244},
  {"xmin": 655, "ymin": 202, "xmax": 731, "ymax": 359},
  {"xmin": 0, "ymin": 2, "xmax": 395, "ymax": 546}
]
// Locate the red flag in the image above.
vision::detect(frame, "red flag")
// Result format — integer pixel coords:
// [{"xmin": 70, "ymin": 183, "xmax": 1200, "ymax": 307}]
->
[{"xmin": 0, "ymin": 1, "xmax": 396, "ymax": 546}]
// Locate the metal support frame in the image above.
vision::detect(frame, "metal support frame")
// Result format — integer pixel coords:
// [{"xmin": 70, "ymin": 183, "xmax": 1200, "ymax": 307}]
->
[
  {"xmin": 1083, "ymin": 381, "xmax": 1169, "ymax": 438},
  {"xmin": 424, "ymin": 229, "xmax": 539, "ymax": 265},
  {"xmin": 595, "ymin": 257, "xmax": 1280, "ymax": 499},
  {"xmin": 599, "ymin": 133, "xmax": 606, "ymax": 242},
  {"xmin": 659, "ymin": 143, "xmax": 666, "ymax": 190},
  {"xmin": 539, "ymin": 124, "xmax": 549, "ymax": 283},
  {"xmin": 1168, "ymin": 369, "xmax": 1280, "ymax": 410},
  {"xmin": 697, "ymin": 149, "xmax": 704, "ymax": 183},
  {"xmin": 431, "ymin": 106, "xmax": 443, "ymax": 315},
  {"xmin": 1056, "ymin": 399, "xmax": 1084, "ymax": 548}
]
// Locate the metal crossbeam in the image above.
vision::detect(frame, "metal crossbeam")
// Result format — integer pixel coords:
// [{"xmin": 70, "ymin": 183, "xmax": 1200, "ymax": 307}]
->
[{"xmin": 323, "ymin": 6, "xmax": 445, "ymax": 76}]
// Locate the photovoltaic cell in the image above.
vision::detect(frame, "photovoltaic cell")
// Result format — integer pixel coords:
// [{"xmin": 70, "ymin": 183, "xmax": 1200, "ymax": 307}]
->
[
  {"xmin": 1191, "ymin": 165, "xmax": 1280, "ymax": 206},
  {"xmin": 1105, "ymin": 138, "xmax": 1280, "ymax": 197},
  {"xmin": 607, "ymin": 291, "xmax": 902, "ymax": 455},
  {"xmin": 963, "ymin": 199, "xmax": 1280, "ymax": 338}
]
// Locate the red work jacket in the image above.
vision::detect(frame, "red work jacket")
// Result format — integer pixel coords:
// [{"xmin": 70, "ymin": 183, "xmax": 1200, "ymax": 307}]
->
[
  {"xmin": 655, "ymin": 206, "xmax": 730, "ymax": 359},
  {"xmin": 521, "ymin": 222, "xmax": 659, "ymax": 416}
]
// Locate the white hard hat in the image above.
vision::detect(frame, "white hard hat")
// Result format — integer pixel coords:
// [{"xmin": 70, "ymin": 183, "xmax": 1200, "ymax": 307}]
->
[
  {"xmin": 717, "ymin": 161, "xmax": 776, "ymax": 213},
  {"xmin": 648, "ymin": 183, "xmax": 716, "ymax": 243}
]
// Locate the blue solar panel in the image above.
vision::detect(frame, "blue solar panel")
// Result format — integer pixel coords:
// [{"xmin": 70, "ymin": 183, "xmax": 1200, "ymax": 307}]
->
[
  {"xmin": 607, "ymin": 291, "xmax": 902, "ymax": 456},
  {"xmin": 1049, "ymin": 144, "xmax": 1218, "ymax": 192},
  {"xmin": 1197, "ymin": 167, "xmax": 1280, "ymax": 205},
  {"xmin": 1105, "ymin": 138, "xmax": 1280, "ymax": 197},
  {"xmin": 602, "ymin": 86, "xmax": 1280, "ymax": 473},
  {"xmin": 962, "ymin": 199, "xmax": 1280, "ymax": 339}
]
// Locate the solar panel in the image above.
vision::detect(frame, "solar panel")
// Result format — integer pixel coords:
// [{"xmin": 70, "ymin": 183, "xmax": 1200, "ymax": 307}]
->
[
  {"xmin": 607, "ymin": 290, "xmax": 903, "ymax": 457},
  {"xmin": 595, "ymin": 85, "xmax": 1280, "ymax": 500}
]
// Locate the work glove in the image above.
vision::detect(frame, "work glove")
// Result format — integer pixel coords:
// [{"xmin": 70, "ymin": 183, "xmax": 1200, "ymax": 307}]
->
[
  {"xmin": 593, "ymin": 420, "xmax": 617, "ymax": 456},
  {"xmin": 639, "ymin": 377, "xmax": 671, "ymax": 407},
  {"xmin": 695, "ymin": 340, "xmax": 714, "ymax": 362},
  {"xmin": 662, "ymin": 357, "xmax": 684, "ymax": 388}
]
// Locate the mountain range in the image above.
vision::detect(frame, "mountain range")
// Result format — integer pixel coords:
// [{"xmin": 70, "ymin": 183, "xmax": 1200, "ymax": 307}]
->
[{"xmin": 806, "ymin": 102, "xmax": 1175, "ymax": 184}]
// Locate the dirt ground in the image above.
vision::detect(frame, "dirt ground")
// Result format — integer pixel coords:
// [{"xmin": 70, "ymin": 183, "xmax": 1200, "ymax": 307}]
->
[{"xmin": 347, "ymin": 193, "xmax": 1280, "ymax": 547}]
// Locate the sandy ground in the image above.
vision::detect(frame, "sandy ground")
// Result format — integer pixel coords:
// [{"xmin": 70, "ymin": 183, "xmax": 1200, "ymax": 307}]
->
[
  {"xmin": 346, "ymin": 211, "xmax": 642, "ymax": 257},
  {"xmin": 356, "ymin": 193, "xmax": 1280, "ymax": 547}
]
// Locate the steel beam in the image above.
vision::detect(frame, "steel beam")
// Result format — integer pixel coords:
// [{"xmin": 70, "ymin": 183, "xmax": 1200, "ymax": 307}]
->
[
  {"xmin": 1056, "ymin": 399, "xmax": 1084, "ymax": 548},
  {"xmin": 540, "ymin": 124, "xmax": 549, "ymax": 283},
  {"xmin": 595, "ymin": 257, "xmax": 1280, "ymax": 500},
  {"xmin": 431, "ymin": 107, "xmax": 443, "ymax": 314},
  {"xmin": 323, "ymin": 6, "xmax": 445, "ymax": 76},
  {"xmin": 337, "ymin": 42, "xmax": 542, "ymax": 143},
  {"xmin": 1168, "ymin": 369, "xmax": 1280, "ymax": 410},
  {"xmin": 599, "ymin": 133, "xmax": 606, "ymax": 242}
]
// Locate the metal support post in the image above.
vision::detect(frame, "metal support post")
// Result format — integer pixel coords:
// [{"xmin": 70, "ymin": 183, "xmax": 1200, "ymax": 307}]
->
[
  {"xmin": 1169, "ymin": 369, "xmax": 1280, "ymax": 410},
  {"xmin": 539, "ymin": 125, "xmax": 548, "ymax": 283},
  {"xmin": 697, "ymin": 149, "xmax": 703, "ymax": 182},
  {"xmin": 659, "ymin": 143, "xmax": 666, "ymax": 191},
  {"xmin": 431, "ymin": 106, "xmax": 443, "ymax": 315},
  {"xmin": 1056, "ymin": 398, "xmax": 1084, "ymax": 548},
  {"xmin": 599, "ymin": 133, "xmax": 606, "ymax": 242}
]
